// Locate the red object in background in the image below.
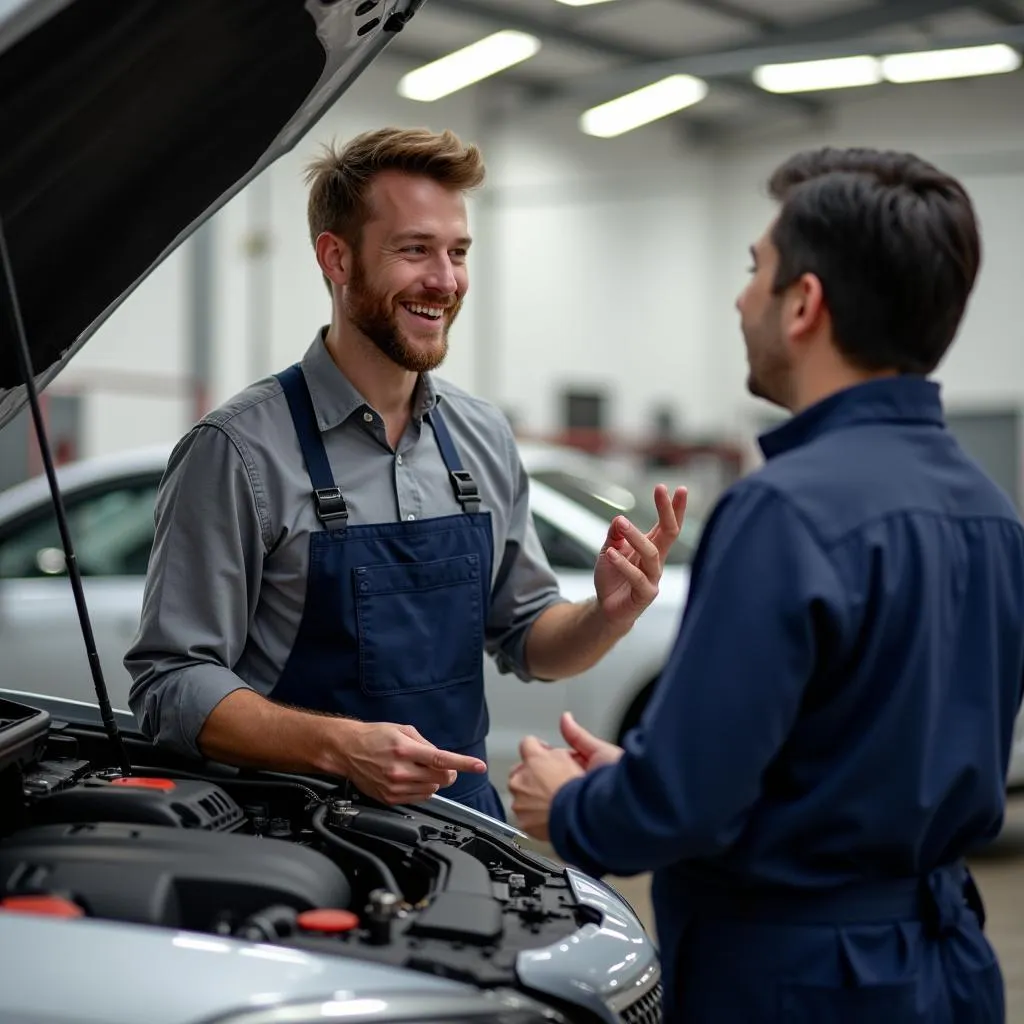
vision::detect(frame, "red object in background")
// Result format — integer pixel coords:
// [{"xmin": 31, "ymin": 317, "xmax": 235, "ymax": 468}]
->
[{"xmin": 0, "ymin": 895, "xmax": 84, "ymax": 918}]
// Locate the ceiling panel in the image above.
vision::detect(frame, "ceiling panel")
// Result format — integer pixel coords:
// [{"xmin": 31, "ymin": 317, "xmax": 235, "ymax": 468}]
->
[
  {"xmin": 583, "ymin": 0, "xmax": 757, "ymax": 51},
  {"xmin": 511, "ymin": 41, "xmax": 618, "ymax": 78},
  {"xmin": 719, "ymin": 0, "xmax": 876, "ymax": 23},
  {"xmin": 402, "ymin": 4, "xmax": 507, "ymax": 52},
  {"xmin": 923, "ymin": 6, "xmax": 1024, "ymax": 35}
]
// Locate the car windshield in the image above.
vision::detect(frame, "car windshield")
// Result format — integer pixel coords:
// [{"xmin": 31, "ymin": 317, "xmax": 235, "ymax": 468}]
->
[{"xmin": 530, "ymin": 468, "xmax": 703, "ymax": 564}]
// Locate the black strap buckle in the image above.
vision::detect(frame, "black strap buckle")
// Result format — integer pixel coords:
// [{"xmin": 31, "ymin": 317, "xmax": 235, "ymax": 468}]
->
[
  {"xmin": 314, "ymin": 487, "xmax": 349, "ymax": 524},
  {"xmin": 449, "ymin": 469, "xmax": 481, "ymax": 513}
]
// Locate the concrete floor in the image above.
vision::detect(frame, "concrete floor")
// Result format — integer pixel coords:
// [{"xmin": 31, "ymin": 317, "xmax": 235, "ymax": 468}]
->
[{"xmin": 532, "ymin": 793, "xmax": 1024, "ymax": 1020}]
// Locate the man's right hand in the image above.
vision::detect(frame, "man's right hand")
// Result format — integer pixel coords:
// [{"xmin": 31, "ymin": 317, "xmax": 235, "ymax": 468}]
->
[
  {"xmin": 337, "ymin": 721, "xmax": 487, "ymax": 805},
  {"xmin": 197, "ymin": 690, "xmax": 486, "ymax": 806}
]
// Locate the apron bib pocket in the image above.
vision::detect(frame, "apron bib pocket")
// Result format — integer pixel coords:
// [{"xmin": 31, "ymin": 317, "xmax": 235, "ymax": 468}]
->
[{"xmin": 355, "ymin": 554, "xmax": 483, "ymax": 695}]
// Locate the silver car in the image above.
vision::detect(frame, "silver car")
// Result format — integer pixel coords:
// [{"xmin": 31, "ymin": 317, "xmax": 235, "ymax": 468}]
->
[{"xmin": 0, "ymin": 1, "xmax": 664, "ymax": 1021}]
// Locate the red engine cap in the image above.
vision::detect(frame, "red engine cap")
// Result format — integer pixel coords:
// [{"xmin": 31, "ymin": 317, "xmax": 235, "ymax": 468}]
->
[
  {"xmin": 0, "ymin": 895, "xmax": 84, "ymax": 918},
  {"xmin": 110, "ymin": 777, "xmax": 176, "ymax": 791},
  {"xmin": 296, "ymin": 909, "xmax": 360, "ymax": 934}
]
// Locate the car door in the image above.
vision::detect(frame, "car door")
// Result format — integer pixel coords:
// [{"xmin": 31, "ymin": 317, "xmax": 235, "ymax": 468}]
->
[{"xmin": 0, "ymin": 475, "xmax": 161, "ymax": 711}]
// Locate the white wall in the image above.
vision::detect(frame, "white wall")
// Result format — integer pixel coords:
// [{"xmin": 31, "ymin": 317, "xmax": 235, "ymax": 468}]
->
[{"xmin": 62, "ymin": 52, "xmax": 1024, "ymax": 460}]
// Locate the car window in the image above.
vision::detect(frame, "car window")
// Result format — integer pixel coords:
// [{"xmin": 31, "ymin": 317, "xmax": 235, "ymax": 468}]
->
[
  {"xmin": 530, "ymin": 468, "xmax": 699, "ymax": 564},
  {"xmin": 532, "ymin": 512, "xmax": 595, "ymax": 572},
  {"xmin": 0, "ymin": 477, "xmax": 160, "ymax": 579}
]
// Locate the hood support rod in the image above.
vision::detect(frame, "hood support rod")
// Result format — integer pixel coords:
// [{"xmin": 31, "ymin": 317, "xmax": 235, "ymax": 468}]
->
[{"xmin": 0, "ymin": 215, "xmax": 131, "ymax": 778}]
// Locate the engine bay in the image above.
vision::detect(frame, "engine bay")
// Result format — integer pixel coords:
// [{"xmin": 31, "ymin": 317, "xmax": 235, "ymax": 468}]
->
[{"xmin": 0, "ymin": 697, "xmax": 603, "ymax": 1013}]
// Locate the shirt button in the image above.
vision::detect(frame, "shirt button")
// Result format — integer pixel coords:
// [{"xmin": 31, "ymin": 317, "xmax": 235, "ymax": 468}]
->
[
  {"xmin": 363, "ymin": 411, "xmax": 373, "ymax": 423},
  {"xmin": 406, "ymin": 513, "xmax": 416, "ymax": 521},
  {"xmin": 396, "ymin": 454, "xmax": 403, "ymax": 465}
]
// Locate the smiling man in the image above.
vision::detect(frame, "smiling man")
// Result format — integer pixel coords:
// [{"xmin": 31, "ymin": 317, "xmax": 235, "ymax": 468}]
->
[
  {"xmin": 510, "ymin": 146, "xmax": 1024, "ymax": 1021},
  {"xmin": 125, "ymin": 127, "xmax": 686, "ymax": 819}
]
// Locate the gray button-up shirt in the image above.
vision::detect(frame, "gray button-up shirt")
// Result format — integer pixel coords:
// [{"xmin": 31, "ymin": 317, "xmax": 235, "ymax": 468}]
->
[{"xmin": 125, "ymin": 333, "xmax": 566, "ymax": 757}]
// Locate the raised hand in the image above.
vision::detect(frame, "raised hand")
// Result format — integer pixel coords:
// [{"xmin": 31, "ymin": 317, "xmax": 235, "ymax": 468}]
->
[{"xmin": 593, "ymin": 484, "xmax": 688, "ymax": 629}]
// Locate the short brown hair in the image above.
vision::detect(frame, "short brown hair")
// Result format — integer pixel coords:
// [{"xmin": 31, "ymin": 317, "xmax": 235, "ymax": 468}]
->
[{"xmin": 304, "ymin": 126, "xmax": 486, "ymax": 250}]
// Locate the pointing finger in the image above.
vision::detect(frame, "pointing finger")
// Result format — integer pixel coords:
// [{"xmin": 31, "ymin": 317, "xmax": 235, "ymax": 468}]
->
[{"xmin": 415, "ymin": 747, "xmax": 487, "ymax": 774}]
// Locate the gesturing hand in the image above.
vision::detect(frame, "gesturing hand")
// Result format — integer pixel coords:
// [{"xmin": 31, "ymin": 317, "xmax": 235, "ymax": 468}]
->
[
  {"xmin": 593, "ymin": 484, "xmax": 688, "ymax": 629},
  {"xmin": 337, "ymin": 721, "xmax": 486, "ymax": 805},
  {"xmin": 508, "ymin": 735, "xmax": 583, "ymax": 841},
  {"xmin": 559, "ymin": 711, "xmax": 623, "ymax": 772}
]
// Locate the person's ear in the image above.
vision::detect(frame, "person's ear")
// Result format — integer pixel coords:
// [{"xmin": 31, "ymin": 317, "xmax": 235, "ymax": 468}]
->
[
  {"xmin": 315, "ymin": 232, "xmax": 354, "ymax": 289},
  {"xmin": 786, "ymin": 272, "xmax": 826, "ymax": 341}
]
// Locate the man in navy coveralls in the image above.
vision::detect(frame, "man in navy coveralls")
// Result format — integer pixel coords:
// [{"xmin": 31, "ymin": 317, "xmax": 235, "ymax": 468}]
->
[{"xmin": 509, "ymin": 146, "xmax": 1024, "ymax": 1023}]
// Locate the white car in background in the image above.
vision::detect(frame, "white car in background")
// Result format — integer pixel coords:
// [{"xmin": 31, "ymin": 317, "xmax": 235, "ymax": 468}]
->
[{"xmin": 0, "ymin": 439, "xmax": 698, "ymax": 793}]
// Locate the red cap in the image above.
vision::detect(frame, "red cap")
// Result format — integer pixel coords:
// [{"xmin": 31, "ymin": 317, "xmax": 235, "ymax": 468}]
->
[
  {"xmin": 296, "ymin": 909, "xmax": 360, "ymax": 934},
  {"xmin": 110, "ymin": 777, "xmax": 176, "ymax": 791},
  {"xmin": 1, "ymin": 895, "xmax": 84, "ymax": 918}
]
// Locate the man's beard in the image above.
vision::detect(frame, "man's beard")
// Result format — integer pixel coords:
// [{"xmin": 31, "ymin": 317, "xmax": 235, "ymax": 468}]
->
[{"xmin": 344, "ymin": 256, "xmax": 461, "ymax": 373}]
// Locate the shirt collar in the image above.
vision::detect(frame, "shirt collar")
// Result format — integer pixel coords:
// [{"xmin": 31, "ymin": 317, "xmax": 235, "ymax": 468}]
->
[
  {"xmin": 758, "ymin": 376, "xmax": 945, "ymax": 461},
  {"xmin": 299, "ymin": 328, "xmax": 441, "ymax": 432}
]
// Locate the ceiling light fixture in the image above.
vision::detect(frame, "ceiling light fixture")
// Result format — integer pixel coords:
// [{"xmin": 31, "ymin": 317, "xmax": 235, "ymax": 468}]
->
[
  {"xmin": 554, "ymin": 0, "xmax": 619, "ymax": 6},
  {"xmin": 397, "ymin": 30, "xmax": 541, "ymax": 102},
  {"xmin": 753, "ymin": 43, "xmax": 1022, "ymax": 94},
  {"xmin": 881, "ymin": 43, "xmax": 1021, "ymax": 83},
  {"xmin": 580, "ymin": 74, "xmax": 709, "ymax": 137},
  {"xmin": 753, "ymin": 55, "xmax": 882, "ymax": 94}
]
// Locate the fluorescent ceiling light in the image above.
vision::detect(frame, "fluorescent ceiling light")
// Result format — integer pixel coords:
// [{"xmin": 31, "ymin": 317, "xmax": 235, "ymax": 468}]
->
[
  {"xmin": 554, "ymin": 0, "xmax": 619, "ymax": 5},
  {"xmin": 881, "ymin": 43, "xmax": 1022, "ymax": 83},
  {"xmin": 580, "ymin": 75, "xmax": 709, "ymax": 138},
  {"xmin": 753, "ymin": 55, "xmax": 882, "ymax": 93},
  {"xmin": 397, "ymin": 30, "xmax": 541, "ymax": 101}
]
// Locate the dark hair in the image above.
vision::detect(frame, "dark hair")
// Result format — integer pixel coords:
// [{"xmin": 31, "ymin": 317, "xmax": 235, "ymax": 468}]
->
[{"xmin": 767, "ymin": 147, "xmax": 981, "ymax": 374}]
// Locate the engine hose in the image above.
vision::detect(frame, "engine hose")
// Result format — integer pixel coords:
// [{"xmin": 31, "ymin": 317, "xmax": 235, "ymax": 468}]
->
[{"xmin": 310, "ymin": 804, "xmax": 402, "ymax": 898}]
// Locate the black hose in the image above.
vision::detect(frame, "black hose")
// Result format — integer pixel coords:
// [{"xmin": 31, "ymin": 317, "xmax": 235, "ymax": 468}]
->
[{"xmin": 311, "ymin": 804, "xmax": 402, "ymax": 898}]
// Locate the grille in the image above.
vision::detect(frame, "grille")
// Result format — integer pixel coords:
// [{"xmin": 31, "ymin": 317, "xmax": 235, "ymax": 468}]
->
[{"xmin": 620, "ymin": 981, "xmax": 663, "ymax": 1024}]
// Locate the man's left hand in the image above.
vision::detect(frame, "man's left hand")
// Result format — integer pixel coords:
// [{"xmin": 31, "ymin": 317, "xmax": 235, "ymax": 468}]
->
[
  {"xmin": 509, "ymin": 736, "xmax": 584, "ymax": 841},
  {"xmin": 594, "ymin": 484, "xmax": 688, "ymax": 629}
]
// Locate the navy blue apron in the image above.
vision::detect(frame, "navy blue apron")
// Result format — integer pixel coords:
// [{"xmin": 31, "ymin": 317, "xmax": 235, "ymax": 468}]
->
[
  {"xmin": 657, "ymin": 861, "xmax": 1002, "ymax": 1022},
  {"xmin": 269, "ymin": 364, "xmax": 505, "ymax": 820}
]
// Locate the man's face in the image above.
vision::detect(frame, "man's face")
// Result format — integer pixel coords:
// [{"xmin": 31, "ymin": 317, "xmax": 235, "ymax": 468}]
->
[
  {"xmin": 735, "ymin": 227, "xmax": 792, "ymax": 408},
  {"xmin": 343, "ymin": 171, "xmax": 470, "ymax": 373}
]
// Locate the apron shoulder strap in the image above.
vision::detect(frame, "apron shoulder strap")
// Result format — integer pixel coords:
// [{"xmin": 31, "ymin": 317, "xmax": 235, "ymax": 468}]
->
[
  {"xmin": 275, "ymin": 364, "xmax": 348, "ymax": 529},
  {"xmin": 427, "ymin": 405, "xmax": 481, "ymax": 514}
]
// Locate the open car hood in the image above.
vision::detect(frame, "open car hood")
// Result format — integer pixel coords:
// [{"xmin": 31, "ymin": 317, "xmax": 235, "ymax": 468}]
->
[{"xmin": 0, "ymin": 0, "xmax": 424, "ymax": 428}]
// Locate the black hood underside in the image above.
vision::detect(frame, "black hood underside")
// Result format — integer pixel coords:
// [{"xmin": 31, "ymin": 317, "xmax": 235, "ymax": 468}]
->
[{"xmin": 0, "ymin": 0, "xmax": 421, "ymax": 426}]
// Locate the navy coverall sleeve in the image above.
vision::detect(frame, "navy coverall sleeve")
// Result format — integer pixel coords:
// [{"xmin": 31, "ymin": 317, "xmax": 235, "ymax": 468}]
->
[{"xmin": 549, "ymin": 482, "xmax": 849, "ymax": 878}]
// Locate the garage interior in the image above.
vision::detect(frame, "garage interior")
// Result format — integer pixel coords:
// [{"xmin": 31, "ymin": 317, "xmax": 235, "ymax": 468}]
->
[{"xmin": 2, "ymin": 0, "xmax": 1024, "ymax": 1018}]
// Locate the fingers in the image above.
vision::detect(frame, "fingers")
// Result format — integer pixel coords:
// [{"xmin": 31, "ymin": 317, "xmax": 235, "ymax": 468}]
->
[
  {"xmin": 518, "ymin": 734, "xmax": 549, "ymax": 761},
  {"xmin": 606, "ymin": 546, "xmax": 659, "ymax": 603},
  {"xmin": 560, "ymin": 711, "xmax": 600, "ymax": 756},
  {"xmin": 383, "ymin": 764, "xmax": 455, "ymax": 788},
  {"xmin": 608, "ymin": 515, "xmax": 661, "ymax": 581},
  {"xmin": 417, "ymin": 747, "xmax": 487, "ymax": 774},
  {"xmin": 648, "ymin": 485, "xmax": 688, "ymax": 558},
  {"xmin": 394, "ymin": 730, "xmax": 487, "ymax": 775}
]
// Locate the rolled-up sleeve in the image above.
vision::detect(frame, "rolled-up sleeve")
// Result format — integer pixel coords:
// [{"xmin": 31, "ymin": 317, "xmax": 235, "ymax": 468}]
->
[
  {"xmin": 548, "ymin": 483, "xmax": 847, "ymax": 878},
  {"xmin": 125, "ymin": 424, "xmax": 268, "ymax": 757},
  {"xmin": 484, "ymin": 423, "xmax": 568, "ymax": 680}
]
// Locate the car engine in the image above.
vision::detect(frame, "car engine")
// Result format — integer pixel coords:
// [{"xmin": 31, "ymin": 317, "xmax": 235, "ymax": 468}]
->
[{"xmin": 0, "ymin": 697, "xmax": 661, "ymax": 1023}]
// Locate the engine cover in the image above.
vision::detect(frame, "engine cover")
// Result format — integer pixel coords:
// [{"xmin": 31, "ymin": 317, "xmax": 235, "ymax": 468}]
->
[{"xmin": 0, "ymin": 822, "xmax": 351, "ymax": 930}]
